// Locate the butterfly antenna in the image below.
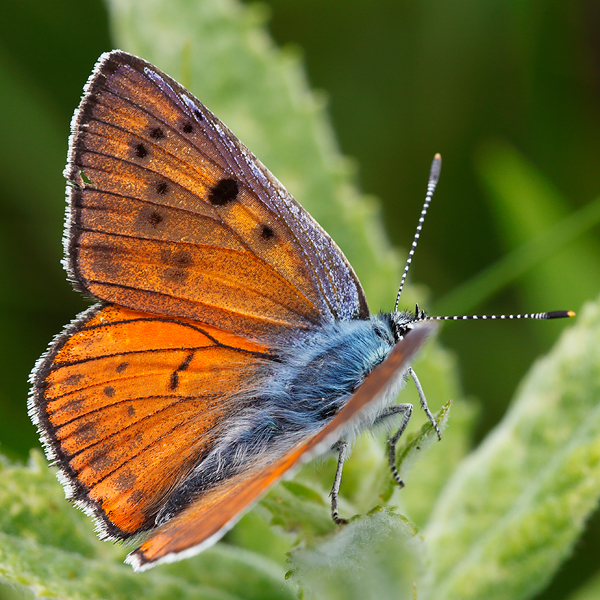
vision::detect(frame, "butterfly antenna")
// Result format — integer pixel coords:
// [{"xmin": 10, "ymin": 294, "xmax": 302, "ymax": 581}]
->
[
  {"xmin": 394, "ymin": 154, "xmax": 442, "ymax": 312},
  {"xmin": 416, "ymin": 310, "xmax": 576, "ymax": 323}
]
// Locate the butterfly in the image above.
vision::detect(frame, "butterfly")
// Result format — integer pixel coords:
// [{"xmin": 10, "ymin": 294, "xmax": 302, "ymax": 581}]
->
[{"xmin": 29, "ymin": 50, "xmax": 573, "ymax": 572}]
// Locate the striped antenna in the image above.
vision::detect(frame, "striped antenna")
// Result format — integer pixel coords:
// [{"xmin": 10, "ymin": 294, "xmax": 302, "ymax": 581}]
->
[
  {"xmin": 416, "ymin": 309, "xmax": 576, "ymax": 323},
  {"xmin": 395, "ymin": 154, "xmax": 441, "ymax": 312}
]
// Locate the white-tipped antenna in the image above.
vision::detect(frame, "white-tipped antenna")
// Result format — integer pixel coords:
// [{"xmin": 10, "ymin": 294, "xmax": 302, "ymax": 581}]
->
[{"xmin": 394, "ymin": 154, "xmax": 442, "ymax": 312}]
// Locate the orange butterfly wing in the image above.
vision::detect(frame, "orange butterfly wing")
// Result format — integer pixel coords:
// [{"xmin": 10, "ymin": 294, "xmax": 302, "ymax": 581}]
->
[
  {"xmin": 30, "ymin": 304, "xmax": 275, "ymax": 539},
  {"xmin": 125, "ymin": 324, "xmax": 434, "ymax": 570},
  {"xmin": 65, "ymin": 51, "xmax": 368, "ymax": 342}
]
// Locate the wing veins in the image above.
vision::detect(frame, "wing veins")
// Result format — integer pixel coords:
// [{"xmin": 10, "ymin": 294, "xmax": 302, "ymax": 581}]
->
[
  {"xmin": 214, "ymin": 133, "xmax": 337, "ymax": 316},
  {"xmin": 76, "ymin": 86, "xmax": 342, "ymax": 319},
  {"xmin": 91, "ymin": 78, "xmax": 337, "ymax": 317},
  {"xmin": 50, "ymin": 342, "xmax": 266, "ymax": 372},
  {"xmin": 74, "ymin": 144, "xmax": 319, "ymax": 286},
  {"xmin": 82, "ymin": 263, "xmax": 318, "ymax": 324},
  {"xmin": 55, "ymin": 392, "xmax": 223, "ymax": 430},
  {"xmin": 68, "ymin": 402, "xmax": 224, "ymax": 482},
  {"xmin": 88, "ymin": 84, "xmax": 247, "ymax": 196},
  {"xmin": 71, "ymin": 315, "xmax": 259, "ymax": 349},
  {"xmin": 77, "ymin": 188, "xmax": 226, "ymax": 228}
]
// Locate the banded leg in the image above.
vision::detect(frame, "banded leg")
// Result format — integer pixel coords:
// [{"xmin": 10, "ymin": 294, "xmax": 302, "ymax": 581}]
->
[{"xmin": 330, "ymin": 440, "xmax": 349, "ymax": 524}]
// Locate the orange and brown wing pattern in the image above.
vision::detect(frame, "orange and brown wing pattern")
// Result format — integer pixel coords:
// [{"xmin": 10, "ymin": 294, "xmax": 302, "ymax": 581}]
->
[
  {"xmin": 65, "ymin": 51, "xmax": 368, "ymax": 343},
  {"xmin": 30, "ymin": 304, "xmax": 274, "ymax": 539},
  {"xmin": 126, "ymin": 323, "xmax": 434, "ymax": 571}
]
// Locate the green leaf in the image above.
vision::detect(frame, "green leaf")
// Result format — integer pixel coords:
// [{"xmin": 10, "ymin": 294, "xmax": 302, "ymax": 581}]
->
[
  {"xmin": 0, "ymin": 452, "xmax": 106, "ymax": 558},
  {"xmin": 288, "ymin": 508, "xmax": 425, "ymax": 600},
  {"xmin": 422, "ymin": 296, "xmax": 600, "ymax": 600},
  {"xmin": 394, "ymin": 399, "xmax": 452, "ymax": 491},
  {"xmin": 260, "ymin": 478, "xmax": 337, "ymax": 540},
  {"xmin": 398, "ymin": 345, "xmax": 478, "ymax": 530}
]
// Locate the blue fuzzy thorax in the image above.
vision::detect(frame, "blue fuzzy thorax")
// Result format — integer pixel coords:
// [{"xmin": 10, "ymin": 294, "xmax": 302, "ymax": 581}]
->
[
  {"xmin": 155, "ymin": 314, "xmax": 403, "ymax": 525},
  {"xmin": 259, "ymin": 315, "xmax": 396, "ymax": 430}
]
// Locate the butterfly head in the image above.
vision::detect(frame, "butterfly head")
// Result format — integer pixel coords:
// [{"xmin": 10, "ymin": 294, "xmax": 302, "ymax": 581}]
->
[{"xmin": 387, "ymin": 303, "xmax": 428, "ymax": 342}]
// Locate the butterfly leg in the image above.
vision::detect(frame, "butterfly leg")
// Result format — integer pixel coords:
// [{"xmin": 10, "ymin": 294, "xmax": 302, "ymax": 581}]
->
[
  {"xmin": 330, "ymin": 440, "xmax": 349, "ymax": 525},
  {"xmin": 375, "ymin": 403, "xmax": 413, "ymax": 487},
  {"xmin": 409, "ymin": 367, "xmax": 441, "ymax": 440}
]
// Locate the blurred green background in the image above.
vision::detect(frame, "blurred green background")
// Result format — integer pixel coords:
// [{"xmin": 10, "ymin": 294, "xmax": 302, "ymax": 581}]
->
[{"xmin": 0, "ymin": 1, "xmax": 598, "ymax": 598}]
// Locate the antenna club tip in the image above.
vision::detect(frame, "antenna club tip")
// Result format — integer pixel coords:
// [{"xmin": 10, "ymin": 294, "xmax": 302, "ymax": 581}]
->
[
  {"xmin": 546, "ymin": 310, "xmax": 576, "ymax": 319},
  {"xmin": 429, "ymin": 154, "xmax": 442, "ymax": 182}
]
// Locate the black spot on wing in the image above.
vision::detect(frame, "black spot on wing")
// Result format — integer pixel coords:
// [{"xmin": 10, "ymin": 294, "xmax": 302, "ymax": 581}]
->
[
  {"xmin": 75, "ymin": 421, "xmax": 98, "ymax": 444},
  {"xmin": 182, "ymin": 122, "xmax": 194, "ymax": 134},
  {"xmin": 65, "ymin": 374, "xmax": 84, "ymax": 386},
  {"xmin": 129, "ymin": 489, "xmax": 145, "ymax": 505},
  {"xmin": 147, "ymin": 211, "xmax": 164, "ymax": 228},
  {"xmin": 134, "ymin": 143, "xmax": 148, "ymax": 159},
  {"xmin": 137, "ymin": 207, "xmax": 165, "ymax": 230},
  {"xmin": 169, "ymin": 352, "xmax": 194, "ymax": 391},
  {"xmin": 208, "ymin": 178, "xmax": 238, "ymax": 206},
  {"xmin": 169, "ymin": 372, "xmax": 179, "ymax": 391},
  {"xmin": 173, "ymin": 250, "xmax": 192, "ymax": 267},
  {"xmin": 155, "ymin": 182, "xmax": 169, "ymax": 196},
  {"xmin": 149, "ymin": 127, "xmax": 165, "ymax": 140},
  {"xmin": 88, "ymin": 448, "xmax": 116, "ymax": 474},
  {"xmin": 114, "ymin": 469, "xmax": 137, "ymax": 492},
  {"xmin": 260, "ymin": 225, "xmax": 275, "ymax": 240}
]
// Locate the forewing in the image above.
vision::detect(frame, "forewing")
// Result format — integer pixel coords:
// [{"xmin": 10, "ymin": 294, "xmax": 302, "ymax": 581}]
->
[
  {"xmin": 29, "ymin": 304, "xmax": 274, "ymax": 540},
  {"xmin": 126, "ymin": 323, "xmax": 434, "ymax": 571},
  {"xmin": 65, "ymin": 51, "xmax": 368, "ymax": 343}
]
